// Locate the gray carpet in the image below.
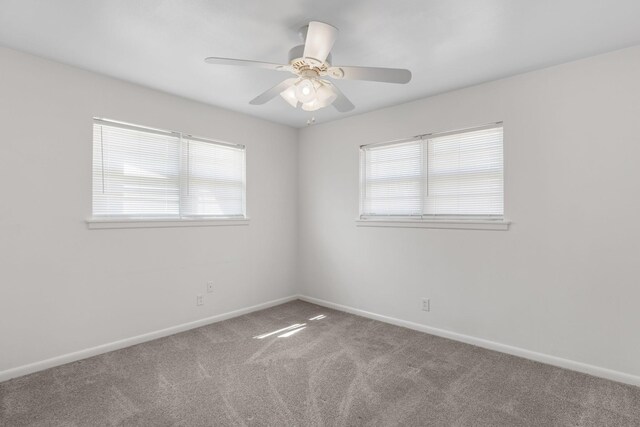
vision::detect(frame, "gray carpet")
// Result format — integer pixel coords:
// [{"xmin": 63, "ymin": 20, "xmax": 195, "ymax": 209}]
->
[{"xmin": 1, "ymin": 300, "xmax": 639, "ymax": 426}]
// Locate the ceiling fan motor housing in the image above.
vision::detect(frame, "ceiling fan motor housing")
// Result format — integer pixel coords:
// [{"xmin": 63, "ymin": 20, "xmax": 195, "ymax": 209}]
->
[{"xmin": 288, "ymin": 44, "xmax": 332, "ymax": 76}]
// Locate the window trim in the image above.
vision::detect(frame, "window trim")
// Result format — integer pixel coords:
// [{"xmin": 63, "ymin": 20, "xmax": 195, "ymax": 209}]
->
[
  {"xmin": 86, "ymin": 217, "xmax": 250, "ymax": 230},
  {"xmin": 355, "ymin": 218, "xmax": 510, "ymax": 231},
  {"xmin": 358, "ymin": 122, "xmax": 507, "ymax": 229},
  {"xmin": 89, "ymin": 118, "xmax": 248, "ymax": 227}
]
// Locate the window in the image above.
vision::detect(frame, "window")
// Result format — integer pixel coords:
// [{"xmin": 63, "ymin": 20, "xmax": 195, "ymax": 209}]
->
[
  {"xmin": 92, "ymin": 118, "xmax": 246, "ymax": 221},
  {"xmin": 360, "ymin": 123, "xmax": 503, "ymax": 221}
]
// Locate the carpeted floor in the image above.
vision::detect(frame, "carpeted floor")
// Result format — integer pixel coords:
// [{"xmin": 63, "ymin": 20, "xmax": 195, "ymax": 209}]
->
[{"xmin": 1, "ymin": 300, "xmax": 639, "ymax": 426}]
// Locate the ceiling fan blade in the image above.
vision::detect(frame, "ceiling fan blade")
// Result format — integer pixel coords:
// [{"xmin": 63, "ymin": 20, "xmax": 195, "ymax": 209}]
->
[
  {"xmin": 330, "ymin": 84, "xmax": 355, "ymax": 112},
  {"xmin": 204, "ymin": 57, "xmax": 291, "ymax": 72},
  {"xmin": 249, "ymin": 78, "xmax": 297, "ymax": 105},
  {"xmin": 328, "ymin": 66, "xmax": 412, "ymax": 84},
  {"xmin": 303, "ymin": 21, "xmax": 338, "ymax": 63}
]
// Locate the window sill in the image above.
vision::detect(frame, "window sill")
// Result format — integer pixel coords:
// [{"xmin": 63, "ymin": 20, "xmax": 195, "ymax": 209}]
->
[
  {"xmin": 355, "ymin": 218, "xmax": 510, "ymax": 231},
  {"xmin": 86, "ymin": 218, "xmax": 250, "ymax": 230}
]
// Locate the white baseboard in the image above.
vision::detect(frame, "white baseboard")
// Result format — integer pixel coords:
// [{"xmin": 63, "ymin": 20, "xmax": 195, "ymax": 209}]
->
[
  {"xmin": 298, "ymin": 295, "xmax": 640, "ymax": 387},
  {"xmin": 0, "ymin": 295, "xmax": 298, "ymax": 383},
  {"xmin": 4, "ymin": 294, "xmax": 638, "ymax": 388}
]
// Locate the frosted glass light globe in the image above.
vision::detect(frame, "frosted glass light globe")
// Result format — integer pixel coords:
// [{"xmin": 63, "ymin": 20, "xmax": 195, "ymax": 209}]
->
[
  {"xmin": 316, "ymin": 83, "xmax": 337, "ymax": 107},
  {"xmin": 280, "ymin": 85, "xmax": 298, "ymax": 107},
  {"xmin": 302, "ymin": 99, "xmax": 321, "ymax": 111},
  {"xmin": 295, "ymin": 79, "xmax": 317, "ymax": 103}
]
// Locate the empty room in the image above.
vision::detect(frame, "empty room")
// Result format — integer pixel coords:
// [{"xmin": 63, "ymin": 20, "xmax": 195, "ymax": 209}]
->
[{"xmin": 1, "ymin": 0, "xmax": 639, "ymax": 425}]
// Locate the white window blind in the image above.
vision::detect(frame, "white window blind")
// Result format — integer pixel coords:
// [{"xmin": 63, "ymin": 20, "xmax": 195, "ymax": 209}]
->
[
  {"xmin": 92, "ymin": 119, "xmax": 246, "ymax": 219},
  {"xmin": 360, "ymin": 140, "xmax": 424, "ymax": 216},
  {"xmin": 181, "ymin": 136, "xmax": 245, "ymax": 217},
  {"xmin": 360, "ymin": 124, "xmax": 503, "ymax": 219}
]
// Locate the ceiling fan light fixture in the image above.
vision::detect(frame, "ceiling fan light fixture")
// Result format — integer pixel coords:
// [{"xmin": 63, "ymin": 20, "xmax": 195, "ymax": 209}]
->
[
  {"xmin": 279, "ymin": 85, "xmax": 298, "ymax": 108},
  {"xmin": 294, "ymin": 78, "xmax": 317, "ymax": 103},
  {"xmin": 316, "ymin": 82, "xmax": 337, "ymax": 106},
  {"xmin": 293, "ymin": 79, "xmax": 337, "ymax": 111},
  {"xmin": 301, "ymin": 99, "xmax": 321, "ymax": 111}
]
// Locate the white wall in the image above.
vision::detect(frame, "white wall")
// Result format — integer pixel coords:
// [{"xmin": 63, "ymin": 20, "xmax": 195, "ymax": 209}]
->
[
  {"xmin": 0, "ymin": 46, "xmax": 298, "ymax": 373},
  {"xmin": 297, "ymin": 46, "xmax": 640, "ymax": 378}
]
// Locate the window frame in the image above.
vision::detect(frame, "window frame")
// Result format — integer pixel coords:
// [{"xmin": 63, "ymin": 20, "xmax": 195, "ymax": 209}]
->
[
  {"xmin": 87, "ymin": 118, "xmax": 249, "ymax": 229},
  {"xmin": 358, "ymin": 122, "xmax": 510, "ymax": 231}
]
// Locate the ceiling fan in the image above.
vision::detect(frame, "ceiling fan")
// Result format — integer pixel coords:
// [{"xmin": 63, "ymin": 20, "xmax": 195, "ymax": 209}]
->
[{"xmin": 204, "ymin": 21, "xmax": 412, "ymax": 113}]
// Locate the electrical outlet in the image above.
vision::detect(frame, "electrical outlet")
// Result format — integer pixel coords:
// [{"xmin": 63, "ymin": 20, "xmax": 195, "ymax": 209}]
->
[
  {"xmin": 197, "ymin": 295, "xmax": 204, "ymax": 306},
  {"xmin": 207, "ymin": 281, "xmax": 214, "ymax": 293},
  {"xmin": 422, "ymin": 298, "xmax": 430, "ymax": 312}
]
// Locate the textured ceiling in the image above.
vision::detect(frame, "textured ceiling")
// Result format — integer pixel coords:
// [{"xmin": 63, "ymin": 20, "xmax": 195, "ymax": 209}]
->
[{"xmin": 1, "ymin": 0, "xmax": 640, "ymax": 128}]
